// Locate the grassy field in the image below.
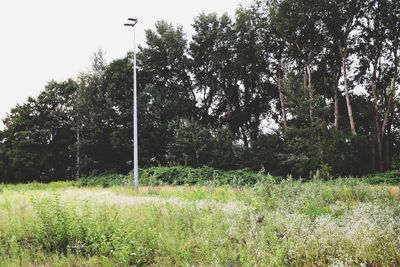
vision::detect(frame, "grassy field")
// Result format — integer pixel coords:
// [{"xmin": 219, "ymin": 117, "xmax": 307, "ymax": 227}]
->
[{"xmin": 0, "ymin": 179, "xmax": 399, "ymax": 266}]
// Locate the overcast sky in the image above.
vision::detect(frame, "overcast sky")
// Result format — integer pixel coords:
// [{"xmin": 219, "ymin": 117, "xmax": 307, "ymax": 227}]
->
[{"xmin": 0, "ymin": 0, "xmax": 251, "ymax": 126}]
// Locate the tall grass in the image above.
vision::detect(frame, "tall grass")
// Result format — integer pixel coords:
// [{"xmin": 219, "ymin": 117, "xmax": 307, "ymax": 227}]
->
[{"xmin": 0, "ymin": 176, "xmax": 399, "ymax": 266}]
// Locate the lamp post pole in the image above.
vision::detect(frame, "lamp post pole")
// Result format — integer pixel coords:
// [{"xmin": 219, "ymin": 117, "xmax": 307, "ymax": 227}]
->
[{"xmin": 124, "ymin": 18, "xmax": 139, "ymax": 193}]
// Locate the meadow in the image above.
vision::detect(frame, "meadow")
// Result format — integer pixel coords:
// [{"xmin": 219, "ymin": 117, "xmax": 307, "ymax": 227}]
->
[{"xmin": 0, "ymin": 173, "xmax": 400, "ymax": 266}]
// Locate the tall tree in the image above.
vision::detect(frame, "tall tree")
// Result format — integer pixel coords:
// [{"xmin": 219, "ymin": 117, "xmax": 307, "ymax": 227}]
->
[
  {"xmin": 0, "ymin": 80, "xmax": 78, "ymax": 182},
  {"xmin": 321, "ymin": 0, "xmax": 366, "ymax": 135},
  {"xmin": 139, "ymin": 21, "xmax": 197, "ymax": 163},
  {"xmin": 356, "ymin": 0, "xmax": 400, "ymax": 171},
  {"xmin": 191, "ymin": 12, "xmax": 274, "ymax": 145},
  {"xmin": 191, "ymin": 13, "xmax": 238, "ymax": 130},
  {"xmin": 270, "ymin": 0, "xmax": 327, "ymax": 123}
]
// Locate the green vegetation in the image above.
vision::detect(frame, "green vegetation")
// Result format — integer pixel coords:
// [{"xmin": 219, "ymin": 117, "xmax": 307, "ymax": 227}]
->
[
  {"xmin": 78, "ymin": 166, "xmax": 400, "ymax": 188},
  {"xmin": 1, "ymin": 0, "xmax": 399, "ymax": 184},
  {"xmin": 363, "ymin": 170, "xmax": 400, "ymax": 185},
  {"xmin": 0, "ymin": 0, "xmax": 398, "ymax": 264},
  {"xmin": 78, "ymin": 166, "xmax": 277, "ymax": 187},
  {"xmin": 0, "ymin": 173, "xmax": 399, "ymax": 266}
]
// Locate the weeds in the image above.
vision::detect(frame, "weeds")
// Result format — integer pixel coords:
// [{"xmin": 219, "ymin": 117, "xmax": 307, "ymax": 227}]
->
[{"xmin": 0, "ymin": 177, "xmax": 399, "ymax": 266}]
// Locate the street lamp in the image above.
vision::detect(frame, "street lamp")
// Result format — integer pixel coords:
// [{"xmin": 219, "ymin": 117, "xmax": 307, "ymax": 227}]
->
[{"xmin": 124, "ymin": 18, "xmax": 139, "ymax": 193}]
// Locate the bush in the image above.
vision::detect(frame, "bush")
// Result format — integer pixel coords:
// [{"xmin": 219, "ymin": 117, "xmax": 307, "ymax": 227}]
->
[
  {"xmin": 78, "ymin": 174, "xmax": 130, "ymax": 187},
  {"xmin": 363, "ymin": 170, "xmax": 400, "ymax": 185},
  {"xmin": 78, "ymin": 166, "xmax": 281, "ymax": 187}
]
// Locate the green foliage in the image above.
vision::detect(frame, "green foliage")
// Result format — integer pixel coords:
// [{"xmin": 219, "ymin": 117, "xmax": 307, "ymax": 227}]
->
[
  {"xmin": 78, "ymin": 166, "xmax": 280, "ymax": 187},
  {"xmin": 168, "ymin": 120, "xmax": 213, "ymax": 167},
  {"xmin": 1, "ymin": 177, "xmax": 400, "ymax": 265},
  {"xmin": 0, "ymin": 80, "xmax": 78, "ymax": 182},
  {"xmin": 140, "ymin": 166, "xmax": 275, "ymax": 186},
  {"xmin": 11, "ymin": 194, "xmax": 157, "ymax": 265},
  {"xmin": 78, "ymin": 173, "xmax": 130, "ymax": 188},
  {"xmin": 0, "ymin": 0, "xmax": 400, "ymax": 183},
  {"xmin": 363, "ymin": 170, "xmax": 400, "ymax": 185},
  {"xmin": 77, "ymin": 168, "xmax": 400, "ymax": 188}
]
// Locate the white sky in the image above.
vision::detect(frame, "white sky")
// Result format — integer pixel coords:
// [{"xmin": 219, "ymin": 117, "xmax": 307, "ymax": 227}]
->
[{"xmin": 0, "ymin": 0, "xmax": 251, "ymax": 127}]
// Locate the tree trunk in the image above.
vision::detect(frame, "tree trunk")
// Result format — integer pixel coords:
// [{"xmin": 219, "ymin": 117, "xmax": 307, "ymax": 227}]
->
[
  {"xmin": 304, "ymin": 59, "xmax": 313, "ymax": 123},
  {"xmin": 370, "ymin": 58, "xmax": 383, "ymax": 171},
  {"xmin": 386, "ymin": 107, "xmax": 394, "ymax": 170},
  {"xmin": 338, "ymin": 41, "xmax": 357, "ymax": 135},
  {"xmin": 333, "ymin": 77, "xmax": 340, "ymax": 130},
  {"xmin": 226, "ymin": 95, "xmax": 233, "ymax": 119},
  {"xmin": 381, "ymin": 75, "xmax": 397, "ymax": 139},
  {"xmin": 384, "ymin": 135, "xmax": 390, "ymax": 171},
  {"xmin": 306, "ymin": 60, "xmax": 313, "ymax": 122},
  {"xmin": 241, "ymin": 128, "xmax": 249, "ymax": 148},
  {"xmin": 380, "ymin": 40, "xmax": 398, "ymax": 170},
  {"xmin": 371, "ymin": 134, "xmax": 376, "ymax": 171},
  {"xmin": 377, "ymin": 134, "xmax": 384, "ymax": 171},
  {"xmin": 306, "ymin": 62, "xmax": 312, "ymax": 89},
  {"xmin": 379, "ymin": 74, "xmax": 397, "ymax": 171},
  {"xmin": 278, "ymin": 64, "xmax": 288, "ymax": 137}
]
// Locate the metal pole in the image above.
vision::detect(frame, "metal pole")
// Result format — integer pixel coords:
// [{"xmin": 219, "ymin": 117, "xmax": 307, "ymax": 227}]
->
[
  {"xmin": 124, "ymin": 18, "xmax": 139, "ymax": 193},
  {"xmin": 133, "ymin": 23, "xmax": 139, "ymax": 193}
]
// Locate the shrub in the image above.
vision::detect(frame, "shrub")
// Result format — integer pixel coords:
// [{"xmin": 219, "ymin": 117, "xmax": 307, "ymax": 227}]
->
[
  {"xmin": 363, "ymin": 170, "xmax": 400, "ymax": 185},
  {"xmin": 78, "ymin": 174, "xmax": 130, "ymax": 187},
  {"xmin": 78, "ymin": 166, "xmax": 281, "ymax": 187}
]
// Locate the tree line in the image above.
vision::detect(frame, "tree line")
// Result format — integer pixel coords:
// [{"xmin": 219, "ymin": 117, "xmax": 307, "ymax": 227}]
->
[{"xmin": 0, "ymin": 0, "xmax": 399, "ymax": 182}]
